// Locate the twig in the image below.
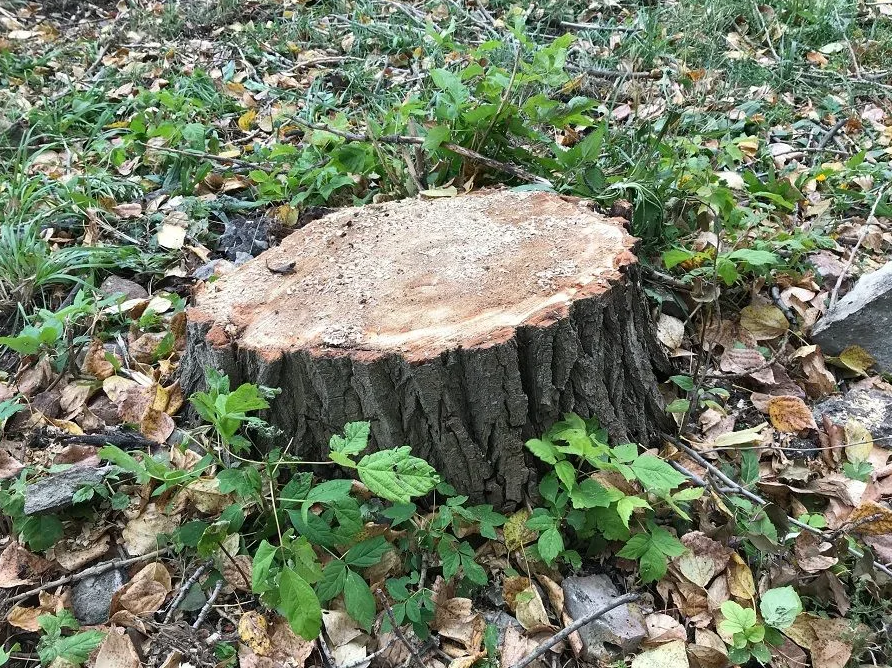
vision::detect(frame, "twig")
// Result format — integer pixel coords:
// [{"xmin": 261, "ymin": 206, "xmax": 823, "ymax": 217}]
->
[
  {"xmin": 664, "ymin": 433, "xmax": 892, "ymax": 578},
  {"xmin": 136, "ymin": 141, "xmax": 260, "ymax": 168},
  {"xmin": 559, "ymin": 21, "xmax": 638, "ymax": 32},
  {"xmin": 829, "ymin": 183, "xmax": 890, "ymax": 310},
  {"xmin": 583, "ymin": 67, "xmax": 656, "ymax": 79},
  {"xmin": 508, "ymin": 593, "xmax": 641, "ymax": 668},
  {"xmin": 192, "ymin": 579, "xmax": 224, "ymax": 629},
  {"xmin": 49, "ymin": 43, "xmax": 109, "ymax": 102},
  {"xmin": 640, "ymin": 264, "xmax": 692, "ymax": 292},
  {"xmin": 811, "ymin": 117, "xmax": 848, "ymax": 167},
  {"xmin": 163, "ymin": 559, "xmax": 213, "ymax": 624},
  {"xmin": 291, "ymin": 118, "xmax": 552, "ymax": 186},
  {"xmin": 751, "ymin": 0, "xmax": 780, "ymax": 61},
  {"xmin": 10, "ymin": 548, "xmax": 170, "ymax": 603},
  {"xmin": 376, "ymin": 589, "xmax": 427, "ymax": 668}
]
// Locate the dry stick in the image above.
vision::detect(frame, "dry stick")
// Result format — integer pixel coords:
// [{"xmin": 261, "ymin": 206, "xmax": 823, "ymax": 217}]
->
[
  {"xmin": 10, "ymin": 548, "xmax": 170, "ymax": 603},
  {"xmin": 811, "ymin": 117, "xmax": 848, "ymax": 167},
  {"xmin": 559, "ymin": 20, "xmax": 638, "ymax": 32},
  {"xmin": 508, "ymin": 593, "xmax": 641, "ymax": 668},
  {"xmin": 375, "ymin": 589, "xmax": 427, "ymax": 668},
  {"xmin": 192, "ymin": 579, "xmax": 224, "ymax": 629},
  {"xmin": 136, "ymin": 141, "xmax": 261, "ymax": 169},
  {"xmin": 829, "ymin": 183, "xmax": 890, "ymax": 310},
  {"xmin": 290, "ymin": 118, "xmax": 552, "ymax": 186},
  {"xmin": 49, "ymin": 43, "xmax": 109, "ymax": 102},
  {"xmin": 583, "ymin": 67, "xmax": 655, "ymax": 79},
  {"xmin": 163, "ymin": 559, "xmax": 213, "ymax": 624},
  {"xmin": 664, "ymin": 433, "xmax": 892, "ymax": 579}
]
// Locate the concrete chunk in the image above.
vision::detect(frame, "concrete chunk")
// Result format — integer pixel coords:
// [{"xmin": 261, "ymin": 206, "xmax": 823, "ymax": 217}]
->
[
  {"xmin": 812, "ymin": 262, "xmax": 892, "ymax": 372},
  {"xmin": 23, "ymin": 465, "xmax": 114, "ymax": 515}
]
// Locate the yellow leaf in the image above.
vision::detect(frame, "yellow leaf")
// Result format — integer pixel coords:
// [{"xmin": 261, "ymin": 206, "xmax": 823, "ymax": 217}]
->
[
  {"xmin": 238, "ymin": 109, "xmax": 257, "ymax": 132},
  {"xmin": 767, "ymin": 396, "xmax": 817, "ymax": 433},
  {"xmin": 844, "ymin": 419, "xmax": 873, "ymax": 464},
  {"xmin": 837, "ymin": 345, "xmax": 875, "ymax": 376},
  {"xmin": 503, "ymin": 510, "xmax": 536, "ymax": 550},
  {"xmin": 727, "ymin": 552, "xmax": 755, "ymax": 599},
  {"xmin": 847, "ymin": 501, "xmax": 892, "ymax": 535},
  {"xmin": 739, "ymin": 305, "xmax": 789, "ymax": 340},
  {"xmin": 239, "ymin": 611, "xmax": 272, "ymax": 656}
]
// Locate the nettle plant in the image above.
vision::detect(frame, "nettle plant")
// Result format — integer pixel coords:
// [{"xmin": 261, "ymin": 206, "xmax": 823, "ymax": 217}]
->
[{"xmin": 524, "ymin": 413, "xmax": 701, "ymax": 582}]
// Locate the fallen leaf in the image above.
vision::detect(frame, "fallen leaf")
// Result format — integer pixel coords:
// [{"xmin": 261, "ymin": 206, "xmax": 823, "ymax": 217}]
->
[
  {"xmin": 54, "ymin": 534, "xmax": 110, "ymax": 572},
  {"xmin": 767, "ymin": 396, "xmax": 817, "ymax": 433},
  {"xmin": 847, "ymin": 500, "xmax": 892, "ymax": 535},
  {"xmin": 95, "ymin": 627, "xmax": 140, "ymax": 668},
  {"xmin": 123, "ymin": 503, "xmax": 179, "ymax": 556},
  {"xmin": 238, "ymin": 109, "xmax": 257, "ymax": 132},
  {"xmin": 675, "ymin": 532, "xmax": 732, "ymax": 587},
  {"xmin": 657, "ymin": 314, "xmax": 685, "ymax": 350},
  {"xmin": 793, "ymin": 532, "xmax": 838, "ymax": 573},
  {"xmin": 726, "ymin": 553, "xmax": 755, "ymax": 599},
  {"xmin": 515, "ymin": 586, "xmax": 550, "ymax": 631},
  {"xmin": 239, "ymin": 611, "xmax": 273, "ymax": 656},
  {"xmin": 157, "ymin": 215, "xmax": 188, "ymax": 250},
  {"xmin": 111, "ymin": 562, "xmax": 172, "ymax": 617},
  {"xmin": 709, "ymin": 423, "xmax": 767, "ymax": 449},
  {"xmin": 843, "ymin": 419, "xmax": 873, "ymax": 463},
  {"xmin": 222, "ymin": 554, "xmax": 252, "ymax": 592},
  {"xmin": 500, "ymin": 626, "xmax": 543, "ymax": 668},
  {"xmin": 322, "ymin": 610, "xmax": 363, "ymax": 648},
  {"xmin": 434, "ymin": 598, "xmax": 485, "ymax": 651},
  {"xmin": 112, "ymin": 203, "xmax": 143, "ymax": 219},
  {"xmin": 837, "ymin": 345, "xmax": 875, "ymax": 376},
  {"xmin": 0, "ymin": 449, "xmax": 24, "ymax": 481},
  {"xmin": 632, "ymin": 640, "xmax": 690, "ymax": 668},
  {"xmin": 719, "ymin": 348, "xmax": 774, "ymax": 384},
  {"xmin": 740, "ymin": 305, "xmax": 789, "ymax": 340},
  {"xmin": 503, "ymin": 576, "xmax": 531, "ymax": 612},
  {"xmin": 794, "ymin": 346, "xmax": 837, "ymax": 398},
  {"xmin": 644, "ymin": 613, "xmax": 687, "ymax": 646},
  {"xmin": 0, "ymin": 542, "xmax": 49, "ymax": 588}
]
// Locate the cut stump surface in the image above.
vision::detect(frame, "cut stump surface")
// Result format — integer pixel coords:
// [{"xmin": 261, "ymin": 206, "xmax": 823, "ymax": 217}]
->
[{"xmin": 182, "ymin": 189, "xmax": 668, "ymax": 505}]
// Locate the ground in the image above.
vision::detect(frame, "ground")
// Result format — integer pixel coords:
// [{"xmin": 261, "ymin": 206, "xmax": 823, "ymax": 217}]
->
[{"xmin": 0, "ymin": 0, "xmax": 892, "ymax": 667}]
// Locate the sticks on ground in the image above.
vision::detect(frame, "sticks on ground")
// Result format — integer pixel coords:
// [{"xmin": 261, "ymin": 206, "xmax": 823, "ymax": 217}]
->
[
  {"xmin": 290, "ymin": 118, "xmax": 553, "ymax": 186},
  {"xmin": 508, "ymin": 593, "xmax": 641, "ymax": 668},
  {"xmin": 192, "ymin": 579, "xmax": 224, "ymax": 629},
  {"xmin": 375, "ymin": 589, "xmax": 428, "ymax": 668},
  {"xmin": 10, "ymin": 548, "xmax": 170, "ymax": 603},
  {"xmin": 163, "ymin": 559, "xmax": 213, "ymax": 624}
]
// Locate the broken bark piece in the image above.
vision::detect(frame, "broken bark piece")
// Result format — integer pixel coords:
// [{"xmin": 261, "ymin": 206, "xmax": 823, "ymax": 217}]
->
[{"xmin": 181, "ymin": 189, "xmax": 669, "ymax": 505}]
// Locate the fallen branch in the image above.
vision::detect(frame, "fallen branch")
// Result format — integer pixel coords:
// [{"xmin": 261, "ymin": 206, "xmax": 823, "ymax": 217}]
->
[
  {"xmin": 508, "ymin": 593, "xmax": 641, "ymax": 668},
  {"xmin": 559, "ymin": 20, "xmax": 638, "ymax": 32},
  {"xmin": 811, "ymin": 117, "xmax": 848, "ymax": 167},
  {"xmin": 664, "ymin": 433, "xmax": 892, "ymax": 579},
  {"xmin": 10, "ymin": 548, "xmax": 170, "ymax": 603},
  {"xmin": 192, "ymin": 579, "xmax": 223, "ymax": 629},
  {"xmin": 341, "ymin": 639, "xmax": 397, "ymax": 668},
  {"xmin": 829, "ymin": 183, "xmax": 890, "ymax": 310},
  {"xmin": 136, "ymin": 141, "xmax": 260, "ymax": 169},
  {"xmin": 163, "ymin": 559, "xmax": 213, "ymax": 624},
  {"xmin": 290, "ymin": 118, "xmax": 553, "ymax": 186},
  {"xmin": 375, "ymin": 589, "xmax": 428, "ymax": 668},
  {"xmin": 47, "ymin": 427, "xmax": 157, "ymax": 451}
]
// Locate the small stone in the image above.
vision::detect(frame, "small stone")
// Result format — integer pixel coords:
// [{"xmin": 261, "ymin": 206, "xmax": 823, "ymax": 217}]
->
[
  {"xmin": 192, "ymin": 258, "xmax": 234, "ymax": 281},
  {"xmin": 562, "ymin": 575, "xmax": 647, "ymax": 661},
  {"xmin": 812, "ymin": 262, "xmax": 892, "ymax": 372},
  {"xmin": 23, "ymin": 465, "xmax": 114, "ymax": 515},
  {"xmin": 813, "ymin": 387, "xmax": 892, "ymax": 445},
  {"xmin": 482, "ymin": 610, "xmax": 523, "ymax": 647},
  {"xmin": 72, "ymin": 568, "xmax": 126, "ymax": 625},
  {"xmin": 99, "ymin": 276, "xmax": 148, "ymax": 301}
]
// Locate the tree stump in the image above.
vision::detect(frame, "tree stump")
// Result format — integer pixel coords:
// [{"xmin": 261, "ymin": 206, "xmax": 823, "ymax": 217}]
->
[{"xmin": 181, "ymin": 189, "xmax": 670, "ymax": 506}]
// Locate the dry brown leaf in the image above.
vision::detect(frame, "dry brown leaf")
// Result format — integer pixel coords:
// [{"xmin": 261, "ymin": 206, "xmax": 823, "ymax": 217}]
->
[
  {"xmin": 239, "ymin": 611, "xmax": 273, "ymax": 656},
  {"xmin": 726, "ymin": 553, "xmax": 755, "ymax": 599},
  {"xmin": 434, "ymin": 598, "xmax": 485, "ymax": 651},
  {"xmin": 322, "ymin": 610, "xmax": 363, "ymax": 648},
  {"xmin": 767, "ymin": 396, "xmax": 817, "ymax": 433},
  {"xmin": 502, "ymin": 576, "xmax": 531, "ymax": 612},
  {"xmin": 740, "ymin": 305, "xmax": 789, "ymax": 340},
  {"xmin": 239, "ymin": 617, "xmax": 315, "ymax": 668},
  {"xmin": 59, "ymin": 382, "xmax": 93, "ymax": 416},
  {"xmin": 631, "ymin": 640, "xmax": 690, "ymax": 668},
  {"xmin": 846, "ymin": 500, "xmax": 892, "ymax": 534},
  {"xmin": 6, "ymin": 591, "xmax": 67, "ymax": 631},
  {"xmin": 500, "ymin": 626, "xmax": 543, "ymax": 668},
  {"xmin": 0, "ymin": 542, "xmax": 49, "ymax": 588},
  {"xmin": 222, "ymin": 554, "xmax": 252, "ymax": 592},
  {"xmin": 644, "ymin": 613, "xmax": 687, "ymax": 646},
  {"xmin": 843, "ymin": 419, "xmax": 873, "ymax": 464},
  {"xmin": 515, "ymin": 586, "xmax": 550, "ymax": 631},
  {"xmin": 656, "ymin": 314, "xmax": 685, "ymax": 350},
  {"xmin": 769, "ymin": 637, "xmax": 808, "ymax": 668},
  {"xmin": 54, "ymin": 534, "xmax": 110, "ymax": 572},
  {"xmin": 95, "ymin": 627, "xmax": 141, "ymax": 668},
  {"xmin": 533, "ymin": 573, "xmax": 564, "ymax": 617},
  {"xmin": 0, "ymin": 449, "xmax": 24, "ymax": 481},
  {"xmin": 675, "ymin": 532, "xmax": 732, "ymax": 587},
  {"xmin": 183, "ymin": 477, "xmax": 233, "ymax": 514},
  {"xmin": 719, "ymin": 348, "xmax": 774, "ymax": 384},
  {"xmin": 449, "ymin": 652, "xmax": 486, "ymax": 668},
  {"xmin": 793, "ymin": 532, "xmax": 838, "ymax": 573},
  {"xmin": 792, "ymin": 346, "xmax": 837, "ymax": 398},
  {"xmin": 111, "ymin": 562, "xmax": 171, "ymax": 617},
  {"xmin": 83, "ymin": 339, "xmax": 117, "ymax": 380},
  {"xmin": 122, "ymin": 503, "xmax": 179, "ymax": 556}
]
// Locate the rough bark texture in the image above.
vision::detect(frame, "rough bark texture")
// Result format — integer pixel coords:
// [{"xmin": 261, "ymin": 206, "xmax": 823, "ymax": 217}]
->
[{"xmin": 181, "ymin": 190, "xmax": 670, "ymax": 507}]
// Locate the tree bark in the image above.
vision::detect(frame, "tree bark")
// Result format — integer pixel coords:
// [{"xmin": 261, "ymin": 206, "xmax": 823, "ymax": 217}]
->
[{"xmin": 180, "ymin": 190, "xmax": 670, "ymax": 507}]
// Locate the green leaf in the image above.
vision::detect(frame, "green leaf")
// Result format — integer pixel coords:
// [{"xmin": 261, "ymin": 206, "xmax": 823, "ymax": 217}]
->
[
  {"xmin": 344, "ymin": 569, "xmax": 377, "ymax": 631},
  {"xmin": 438, "ymin": 540, "xmax": 460, "ymax": 581},
  {"xmin": 663, "ymin": 248, "xmax": 697, "ymax": 269},
  {"xmin": 39, "ymin": 631, "xmax": 105, "ymax": 665},
  {"xmin": 672, "ymin": 487, "xmax": 704, "ymax": 502},
  {"xmin": 344, "ymin": 536, "xmax": 391, "ymax": 567},
  {"xmin": 727, "ymin": 646, "xmax": 751, "ymax": 665},
  {"xmin": 759, "ymin": 586, "xmax": 802, "ymax": 630},
  {"xmin": 252, "ymin": 540, "xmax": 278, "ymax": 594},
  {"xmin": 98, "ymin": 445, "xmax": 149, "ymax": 484},
  {"xmin": 278, "ymin": 567, "xmax": 322, "ymax": 640},
  {"xmin": 306, "ymin": 479, "xmax": 354, "ymax": 504},
  {"xmin": 20, "ymin": 515, "xmax": 63, "ymax": 552},
  {"xmin": 720, "ymin": 600, "xmax": 758, "ymax": 635},
  {"xmin": 316, "ymin": 559, "xmax": 348, "ymax": 602},
  {"xmin": 617, "ymin": 533, "xmax": 650, "ymax": 559},
  {"xmin": 650, "ymin": 525, "xmax": 685, "ymax": 557},
  {"xmin": 630, "ymin": 455, "xmax": 686, "ymax": 492},
  {"xmin": 665, "ymin": 399, "xmax": 691, "ymax": 413},
  {"xmin": 356, "ymin": 447, "xmax": 439, "ymax": 503},
  {"xmin": 727, "ymin": 249, "xmax": 779, "ymax": 268},
  {"xmin": 525, "ymin": 438, "xmax": 558, "ymax": 465},
  {"xmin": 554, "ymin": 460, "xmax": 576, "ymax": 490},
  {"xmin": 217, "ymin": 467, "xmax": 261, "ymax": 497},
  {"xmin": 740, "ymin": 449, "xmax": 759, "ymax": 486},
  {"xmin": 423, "ymin": 125, "xmax": 451, "ymax": 151},
  {"xmin": 612, "ymin": 443, "xmax": 639, "ymax": 463},
  {"xmin": 669, "ymin": 375, "xmax": 695, "ymax": 391},
  {"xmin": 537, "ymin": 528, "xmax": 564, "ymax": 565},
  {"xmin": 569, "ymin": 478, "xmax": 613, "ymax": 509},
  {"xmin": 330, "ymin": 422, "xmax": 371, "ymax": 456},
  {"xmin": 616, "ymin": 495, "xmax": 651, "ymax": 527},
  {"xmin": 750, "ymin": 642, "xmax": 772, "ymax": 664},
  {"xmin": 381, "ymin": 503, "xmax": 417, "ymax": 527},
  {"xmin": 638, "ymin": 545, "xmax": 669, "ymax": 583}
]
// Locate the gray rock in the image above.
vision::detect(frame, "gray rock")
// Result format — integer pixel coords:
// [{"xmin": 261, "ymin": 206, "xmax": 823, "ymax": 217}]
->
[
  {"xmin": 562, "ymin": 575, "xmax": 647, "ymax": 661},
  {"xmin": 219, "ymin": 215, "xmax": 270, "ymax": 260},
  {"xmin": 192, "ymin": 258, "xmax": 234, "ymax": 281},
  {"xmin": 72, "ymin": 568, "xmax": 126, "ymax": 625},
  {"xmin": 99, "ymin": 275, "xmax": 148, "ymax": 301},
  {"xmin": 813, "ymin": 387, "xmax": 892, "ymax": 444},
  {"xmin": 812, "ymin": 262, "xmax": 892, "ymax": 372},
  {"xmin": 23, "ymin": 465, "xmax": 114, "ymax": 515},
  {"xmin": 482, "ymin": 610, "xmax": 523, "ymax": 646}
]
